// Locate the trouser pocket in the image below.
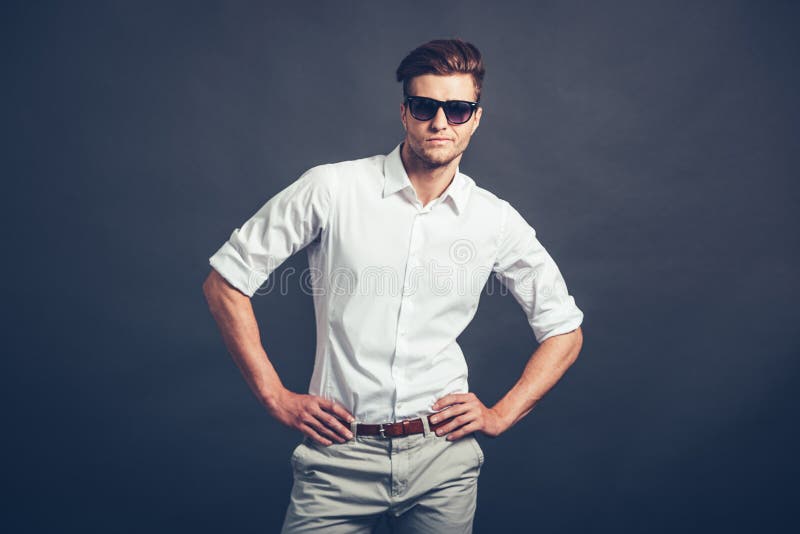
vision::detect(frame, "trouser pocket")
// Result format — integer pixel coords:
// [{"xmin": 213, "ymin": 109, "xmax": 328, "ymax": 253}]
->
[{"xmin": 468, "ymin": 435, "xmax": 484, "ymax": 468}]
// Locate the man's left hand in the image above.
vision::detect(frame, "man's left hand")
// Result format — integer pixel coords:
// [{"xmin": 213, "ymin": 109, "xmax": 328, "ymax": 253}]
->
[{"xmin": 430, "ymin": 392, "xmax": 506, "ymax": 440}]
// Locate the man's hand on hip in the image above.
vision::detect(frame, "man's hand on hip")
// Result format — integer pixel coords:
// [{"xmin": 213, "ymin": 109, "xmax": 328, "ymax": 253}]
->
[
  {"xmin": 268, "ymin": 388, "xmax": 355, "ymax": 446},
  {"xmin": 430, "ymin": 392, "xmax": 506, "ymax": 440}
]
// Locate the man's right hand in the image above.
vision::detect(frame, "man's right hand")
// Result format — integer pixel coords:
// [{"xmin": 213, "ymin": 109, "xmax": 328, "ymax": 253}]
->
[{"xmin": 267, "ymin": 388, "xmax": 355, "ymax": 446}]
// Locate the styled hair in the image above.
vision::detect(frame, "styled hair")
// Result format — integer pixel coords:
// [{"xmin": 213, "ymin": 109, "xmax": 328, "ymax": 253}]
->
[{"xmin": 395, "ymin": 38, "xmax": 485, "ymax": 102}]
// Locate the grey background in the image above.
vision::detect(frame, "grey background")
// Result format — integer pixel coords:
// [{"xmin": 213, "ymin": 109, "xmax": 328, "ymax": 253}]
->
[{"xmin": 4, "ymin": 1, "xmax": 799, "ymax": 532}]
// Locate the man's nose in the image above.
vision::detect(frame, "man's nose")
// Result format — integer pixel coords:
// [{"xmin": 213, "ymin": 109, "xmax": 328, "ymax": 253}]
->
[{"xmin": 429, "ymin": 106, "xmax": 449, "ymax": 130}]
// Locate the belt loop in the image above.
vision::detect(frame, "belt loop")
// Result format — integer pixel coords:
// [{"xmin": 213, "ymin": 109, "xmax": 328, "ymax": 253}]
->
[
  {"xmin": 350, "ymin": 419, "xmax": 358, "ymax": 439},
  {"xmin": 421, "ymin": 415, "xmax": 431, "ymax": 437}
]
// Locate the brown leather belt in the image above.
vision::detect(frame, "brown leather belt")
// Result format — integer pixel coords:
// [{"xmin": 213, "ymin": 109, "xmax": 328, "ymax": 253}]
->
[{"xmin": 355, "ymin": 415, "xmax": 451, "ymax": 438}]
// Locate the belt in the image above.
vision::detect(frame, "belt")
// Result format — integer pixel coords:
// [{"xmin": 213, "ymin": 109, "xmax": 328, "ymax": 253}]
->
[{"xmin": 355, "ymin": 415, "xmax": 451, "ymax": 438}]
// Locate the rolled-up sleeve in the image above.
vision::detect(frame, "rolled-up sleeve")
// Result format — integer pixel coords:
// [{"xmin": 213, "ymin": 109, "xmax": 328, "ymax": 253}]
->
[
  {"xmin": 209, "ymin": 165, "xmax": 334, "ymax": 297},
  {"xmin": 492, "ymin": 201, "xmax": 584, "ymax": 343}
]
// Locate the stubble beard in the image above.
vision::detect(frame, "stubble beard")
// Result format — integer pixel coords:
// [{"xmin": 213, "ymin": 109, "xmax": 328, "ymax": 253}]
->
[{"xmin": 407, "ymin": 138, "xmax": 465, "ymax": 170}]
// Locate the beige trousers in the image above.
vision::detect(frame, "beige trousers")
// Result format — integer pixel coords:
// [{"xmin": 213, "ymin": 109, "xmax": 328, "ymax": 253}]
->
[{"xmin": 280, "ymin": 418, "xmax": 485, "ymax": 533}]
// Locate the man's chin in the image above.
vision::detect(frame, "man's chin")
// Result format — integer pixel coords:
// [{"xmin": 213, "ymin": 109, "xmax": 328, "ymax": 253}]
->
[{"xmin": 419, "ymin": 148, "xmax": 457, "ymax": 168}]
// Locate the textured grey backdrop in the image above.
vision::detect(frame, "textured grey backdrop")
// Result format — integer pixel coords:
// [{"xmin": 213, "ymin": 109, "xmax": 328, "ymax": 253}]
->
[{"xmin": 4, "ymin": 1, "xmax": 799, "ymax": 532}]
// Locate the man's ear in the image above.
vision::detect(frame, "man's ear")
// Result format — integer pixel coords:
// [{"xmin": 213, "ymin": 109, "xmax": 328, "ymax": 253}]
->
[{"xmin": 400, "ymin": 102, "xmax": 407, "ymax": 131}]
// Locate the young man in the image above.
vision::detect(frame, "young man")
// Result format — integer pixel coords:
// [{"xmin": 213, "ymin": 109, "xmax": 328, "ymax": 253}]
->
[{"xmin": 203, "ymin": 39, "xmax": 584, "ymax": 533}]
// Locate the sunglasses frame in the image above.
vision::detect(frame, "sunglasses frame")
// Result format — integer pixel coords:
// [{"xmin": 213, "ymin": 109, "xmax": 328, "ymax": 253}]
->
[{"xmin": 403, "ymin": 95, "xmax": 480, "ymax": 125}]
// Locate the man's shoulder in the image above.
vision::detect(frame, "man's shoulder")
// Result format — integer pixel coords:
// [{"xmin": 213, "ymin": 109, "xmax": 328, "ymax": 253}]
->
[
  {"xmin": 458, "ymin": 171, "xmax": 511, "ymax": 212},
  {"xmin": 290, "ymin": 152, "xmax": 384, "ymax": 198},
  {"xmin": 309, "ymin": 151, "xmax": 386, "ymax": 177}
]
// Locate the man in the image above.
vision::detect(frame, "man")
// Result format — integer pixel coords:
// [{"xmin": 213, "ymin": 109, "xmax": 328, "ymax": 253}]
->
[{"xmin": 203, "ymin": 38, "xmax": 584, "ymax": 533}]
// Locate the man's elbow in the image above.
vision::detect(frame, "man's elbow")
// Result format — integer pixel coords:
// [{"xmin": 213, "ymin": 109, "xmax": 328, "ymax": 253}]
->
[
  {"xmin": 202, "ymin": 270, "xmax": 217, "ymax": 300},
  {"xmin": 567, "ymin": 326, "xmax": 583, "ymax": 364},
  {"xmin": 544, "ymin": 326, "xmax": 583, "ymax": 365},
  {"xmin": 202, "ymin": 269, "xmax": 231, "ymax": 310},
  {"xmin": 203, "ymin": 269, "xmax": 249, "ymax": 308},
  {"xmin": 539, "ymin": 326, "xmax": 583, "ymax": 365}
]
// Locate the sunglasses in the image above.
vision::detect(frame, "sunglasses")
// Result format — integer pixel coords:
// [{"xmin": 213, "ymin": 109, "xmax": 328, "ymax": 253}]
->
[{"xmin": 404, "ymin": 95, "xmax": 479, "ymax": 125}]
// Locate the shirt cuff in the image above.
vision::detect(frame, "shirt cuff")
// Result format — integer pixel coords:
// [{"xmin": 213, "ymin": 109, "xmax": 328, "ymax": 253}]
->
[
  {"xmin": 533, "ymin": 307, "xmax": 584, "ymax": 344},
  {"xmin": 208, "ymin": 240, "xmax": 270, "ymax": 297}
]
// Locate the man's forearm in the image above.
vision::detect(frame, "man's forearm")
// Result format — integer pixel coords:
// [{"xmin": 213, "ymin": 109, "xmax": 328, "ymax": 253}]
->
[
  {"xmin": 202, "ymin": 269, "xmax": 284, "ymax": 409},
  {"xmin": 492, "ymin": 327, "xmax": 584, "ymax": 431},
  {"xmin": 203, "ymin": 269, "xmax": 354, "ymax": 445}
]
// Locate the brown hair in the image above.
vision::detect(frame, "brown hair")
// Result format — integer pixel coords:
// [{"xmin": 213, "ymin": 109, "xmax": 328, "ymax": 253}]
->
[{"xmin": 395, "ymin": 38, "xmax": 485, "ymax": 102}]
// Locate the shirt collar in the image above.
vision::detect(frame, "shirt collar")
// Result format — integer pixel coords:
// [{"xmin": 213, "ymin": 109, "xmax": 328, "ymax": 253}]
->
[{"xmin": 382, "ymin": 142, "xmax": 470, "ymax": 215}]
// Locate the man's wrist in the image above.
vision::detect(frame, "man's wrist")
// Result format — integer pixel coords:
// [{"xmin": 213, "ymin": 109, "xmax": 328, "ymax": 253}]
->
[
  {"xmin": 490, "ymin": 404, "xmax": 514, "ymax": 434},
  {"xmin": 261, "ymin": 386, "xmax": 287, "ymax": 413}
]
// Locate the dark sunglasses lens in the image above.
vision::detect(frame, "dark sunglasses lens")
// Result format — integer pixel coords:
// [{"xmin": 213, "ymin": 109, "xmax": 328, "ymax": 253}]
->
[
  {"xmin": 409, "ymin": 98, "xmax": 437, "ymax": 120},
  {"xmin": 444, "ymin": 102, "xmax": 473, "ymax": 123}
]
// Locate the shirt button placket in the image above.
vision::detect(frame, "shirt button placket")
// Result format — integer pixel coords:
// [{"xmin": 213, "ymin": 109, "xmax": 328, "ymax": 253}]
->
[{"xmin": 395, "ymin": 210, "xmax": 423, "ymax": 419}]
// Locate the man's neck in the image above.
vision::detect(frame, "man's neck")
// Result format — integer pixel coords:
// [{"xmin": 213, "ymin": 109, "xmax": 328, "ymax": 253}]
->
[{"xmin": 400, "ymin": 142, "xmax": 460, "ymax": 208}]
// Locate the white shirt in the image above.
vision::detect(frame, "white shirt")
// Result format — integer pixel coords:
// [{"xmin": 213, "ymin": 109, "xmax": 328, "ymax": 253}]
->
[{"xmin": 209, "ymin": 142, "xmax": 584, "ymax": 423}]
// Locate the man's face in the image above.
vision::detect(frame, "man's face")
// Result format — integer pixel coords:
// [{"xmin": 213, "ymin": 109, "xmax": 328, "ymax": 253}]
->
[{"xmin": 400, "ymin": 73, "xmax": 482, "ymax": 169}]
